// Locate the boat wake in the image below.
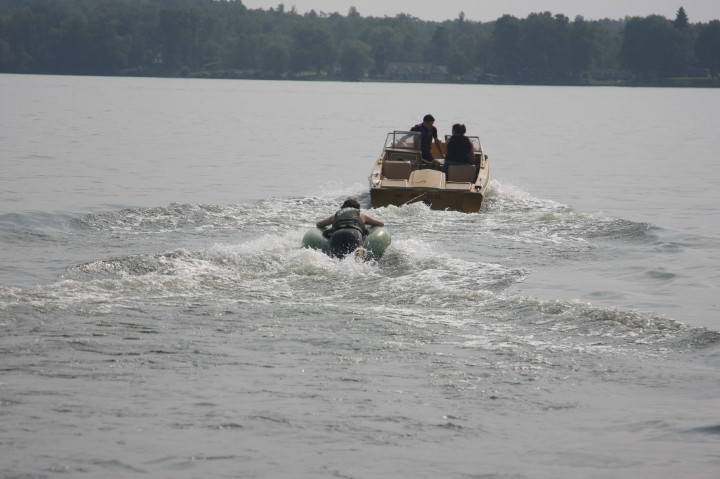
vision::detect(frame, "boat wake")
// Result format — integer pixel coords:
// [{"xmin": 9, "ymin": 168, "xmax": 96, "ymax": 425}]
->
[{"xmin": 1, "ymin": 180, "xmax": 717, "ymax": 359}]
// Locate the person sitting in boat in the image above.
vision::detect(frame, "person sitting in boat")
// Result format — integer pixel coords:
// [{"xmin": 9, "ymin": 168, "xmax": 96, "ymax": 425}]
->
[
  {"xmin": 410, "ymin": 114, "xmax": 444, "ymax": 169},
  {"xmin": 442, "ymin": 123, "xmax": 475, "ymax": 174},
  {"xmin": 316, "ymin": 198, "xmax": 384, "ymax": 259}
]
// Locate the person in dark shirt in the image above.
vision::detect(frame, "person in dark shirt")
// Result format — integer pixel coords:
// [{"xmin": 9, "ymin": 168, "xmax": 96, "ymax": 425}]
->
[
  {"xmin": 410, "ymin": 114, "xmax": 444, "ymax": 169},
  {"xmin": 443, "ymin": 123, "xmax": 475, "ymax": 174},
  {"xmin": 316, "ymin": 198, "xmax": 384, "ymax": 258}
]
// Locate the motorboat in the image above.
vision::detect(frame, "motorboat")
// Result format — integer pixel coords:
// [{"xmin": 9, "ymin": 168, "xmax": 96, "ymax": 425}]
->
[{"xmin": 368, "ymin": 131, "xmax": 490, "ymax": 213}]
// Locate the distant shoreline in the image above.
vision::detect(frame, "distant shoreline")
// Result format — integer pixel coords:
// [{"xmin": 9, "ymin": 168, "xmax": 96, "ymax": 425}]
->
[
  {"xmin": 5, "ymin": 71, "xmax": 716, "ymax": 89},
  {"xmin": 2, "ymin": 2, "xmax": 718, "ymax": 88}
]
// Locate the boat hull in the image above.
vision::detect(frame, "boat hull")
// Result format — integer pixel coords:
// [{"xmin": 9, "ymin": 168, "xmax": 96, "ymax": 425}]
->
[{"xmin": 370, "ymin": 187, "xmax": 485, "ymax": 213}]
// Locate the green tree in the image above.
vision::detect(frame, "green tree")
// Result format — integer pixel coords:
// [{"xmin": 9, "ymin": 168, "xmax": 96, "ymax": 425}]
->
[
  {"xmin": 695, "ymin": 20, "xmax": 720, "ymax": 79},
  {"xmin": 621, "ymin": 15, "xmax": 687, "ymax": 81},
  {"xmin": 222, "ymin": 8, "xmax": 262, "ymax": 70},
  {"xmin": 0, "ymin": 0, "xmax": 714, "ymax": 85},
  {"xmin": 0, "ymin": 37, "xmax": 14, "ymax": 70},
  {"xmin": 261, "ymin": 38, "xmax": 289, "ymax": 78},
  {"xmin": 159, "ymin": 8, "xmax": 197, "ymax": 70},
  {"xmin": 444, "ymin": 12, "xmax": 478, "ymax": 76},
  {"xmin": 674, "ymin": 7, "xmax": 689, "ymax": 30},
  {"xmin": 470, "ymin": 30, "xmax": 492, "ymax": 73},
  {"xmin": 447, "ymin": 50, "xmax": 469, "ymax": 77},
  {"xmin": 338, "ymin": 38, "xmax": 373, "ymax": 81},
  {"xmin": 84, "ymin": 11, "xmax": 132, "ymax": 75},
  {"xmin": 225, "ymin": 33, "xmax": 252, "ymax": 69},
  {"xmin": 290, "ymin": 24, "xmax": 334, "ymax": 75},
  {"xmin": 568, "ymin": 16, "xmax": 600, "ymax": 74},
  {"xmin": 1, "ymin": 2, "xmax": 76, "ymax": 73},
  {"xmin": 44, "ymin": 14, "xmax": 87, "ymax": 74},
  {"xmin": 521, "ymin": 12, "xmax": 571, "ymax": 82},
  {"xmin": 491, "ymin": 14, "xmax": 522, "ymax": 80},
  {"xmin": 593, "ymin": 19, "xmax": 624, "ymax": 69},
  {"xmin": 430, "ymin": 25, "xmax": 450, "ymax": 64},
  {"xmin": 365, "ymin": 26, "xmax": 400, "ymax": 76}
]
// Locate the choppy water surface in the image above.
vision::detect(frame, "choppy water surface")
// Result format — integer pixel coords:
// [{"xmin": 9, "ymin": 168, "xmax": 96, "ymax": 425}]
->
[{"xmin": 1, "ymin": 75, "xmax": 719, "ymax": 478}]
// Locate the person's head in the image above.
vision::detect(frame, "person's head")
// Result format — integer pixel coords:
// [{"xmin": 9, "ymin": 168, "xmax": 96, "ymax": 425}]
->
[
  {"xmin": 422, "ymin": 114, "xmax": 435, "ymax": 127},
  {"xmin": 452, "ymin": 123, "xmax": 466, "ymax": 135},
  {"xmin": 341, "ymin": 198, "xmax": 360, "ymax": 209}
]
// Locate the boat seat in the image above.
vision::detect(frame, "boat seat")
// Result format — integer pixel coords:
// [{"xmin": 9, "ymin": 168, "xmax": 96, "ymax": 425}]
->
[
  {"xmin": 380, "ymin": 179, "xmax": 409, "ymax": 188},
  {"xmin": 382, "ymin": 160, "xmax": 413, "ymax": 180},
  {"xmin": 447, "ymin": 164, "xmax": 477, "ymax": 183},
  {"xmin": 409, "ymin": 169, "xmax": 445, "ymax": 189},
  {"xmin": 386, "ymin": 151, "xmax": 421, "ymax": 163}
]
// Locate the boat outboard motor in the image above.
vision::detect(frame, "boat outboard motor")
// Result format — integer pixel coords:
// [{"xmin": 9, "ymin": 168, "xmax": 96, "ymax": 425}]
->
[{"xmin": 328, "ymin": 229, "xmax": 363, "ymax": 259}]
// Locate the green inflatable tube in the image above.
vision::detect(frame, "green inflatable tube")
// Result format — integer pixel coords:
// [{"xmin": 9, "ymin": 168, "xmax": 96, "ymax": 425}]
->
[{"xmin": 302, "ymin": 226, "xmax": 391, "ymax": 260}]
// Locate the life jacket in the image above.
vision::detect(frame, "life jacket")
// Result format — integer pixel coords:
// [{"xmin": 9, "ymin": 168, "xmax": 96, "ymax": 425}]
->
[
  {"xmin": 332, "ymin": 207, "xmax": 365, "ymax": 234},
  {"xmin": 445, "ymin": 135, "xmax": 473, "ymax": 164},
  {"xmin": 413, "ymin": 123, "xmax": 436, "ymax": 154}
]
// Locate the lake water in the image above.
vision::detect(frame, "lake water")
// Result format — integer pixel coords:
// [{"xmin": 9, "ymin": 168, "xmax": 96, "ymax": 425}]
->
[{"xmin": 1, "ymin": 74, "xmax": 719, "ymax": 478}]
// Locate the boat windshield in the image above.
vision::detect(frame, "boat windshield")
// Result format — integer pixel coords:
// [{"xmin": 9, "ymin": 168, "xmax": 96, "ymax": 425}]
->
[
  {"xmin": 384, "ymin": 131, "xmax": 421, "ymax": 151},
  {"xmin": 444, "ymin": 135, "xmax": 482, "ymax": 151}
]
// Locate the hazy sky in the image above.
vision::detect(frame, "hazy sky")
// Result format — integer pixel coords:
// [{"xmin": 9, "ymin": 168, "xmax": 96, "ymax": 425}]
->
[{"xmin": 241, "ymin": 1, "xmax": 718, "ymax": 23}]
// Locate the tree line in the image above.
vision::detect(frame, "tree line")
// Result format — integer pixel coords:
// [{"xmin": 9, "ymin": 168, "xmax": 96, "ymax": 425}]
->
[{"xmin": 1, "ymin": 0, "xmax": 719, "ymax": 85}]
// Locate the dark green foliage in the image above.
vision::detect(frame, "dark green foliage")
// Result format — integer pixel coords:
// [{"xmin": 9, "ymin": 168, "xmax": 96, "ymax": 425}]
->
[
  {"xmin": 621, "ymin": 15, "xmax": 688, "ymax": 81},
  {"xmin": 290, "ymin": 24, "xmax": 334, "ymax": 75},
  {"xmin": 695, "ymin": 20, "xmax": 720, "ymax": 79},
  {"xmin": 490, "ymin": 15, "xmax": 523, "ymax": 80},
  {"xmin": 674, "ymin": 7, "xmax": 689, "ymax": 30},
  {"xmin": 0, "ymin": 0, "xmax": 715, "ymax": 85},
  {"xmin": 338, "ymin": 39, "xmax": 372, "ymax": 80}
]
